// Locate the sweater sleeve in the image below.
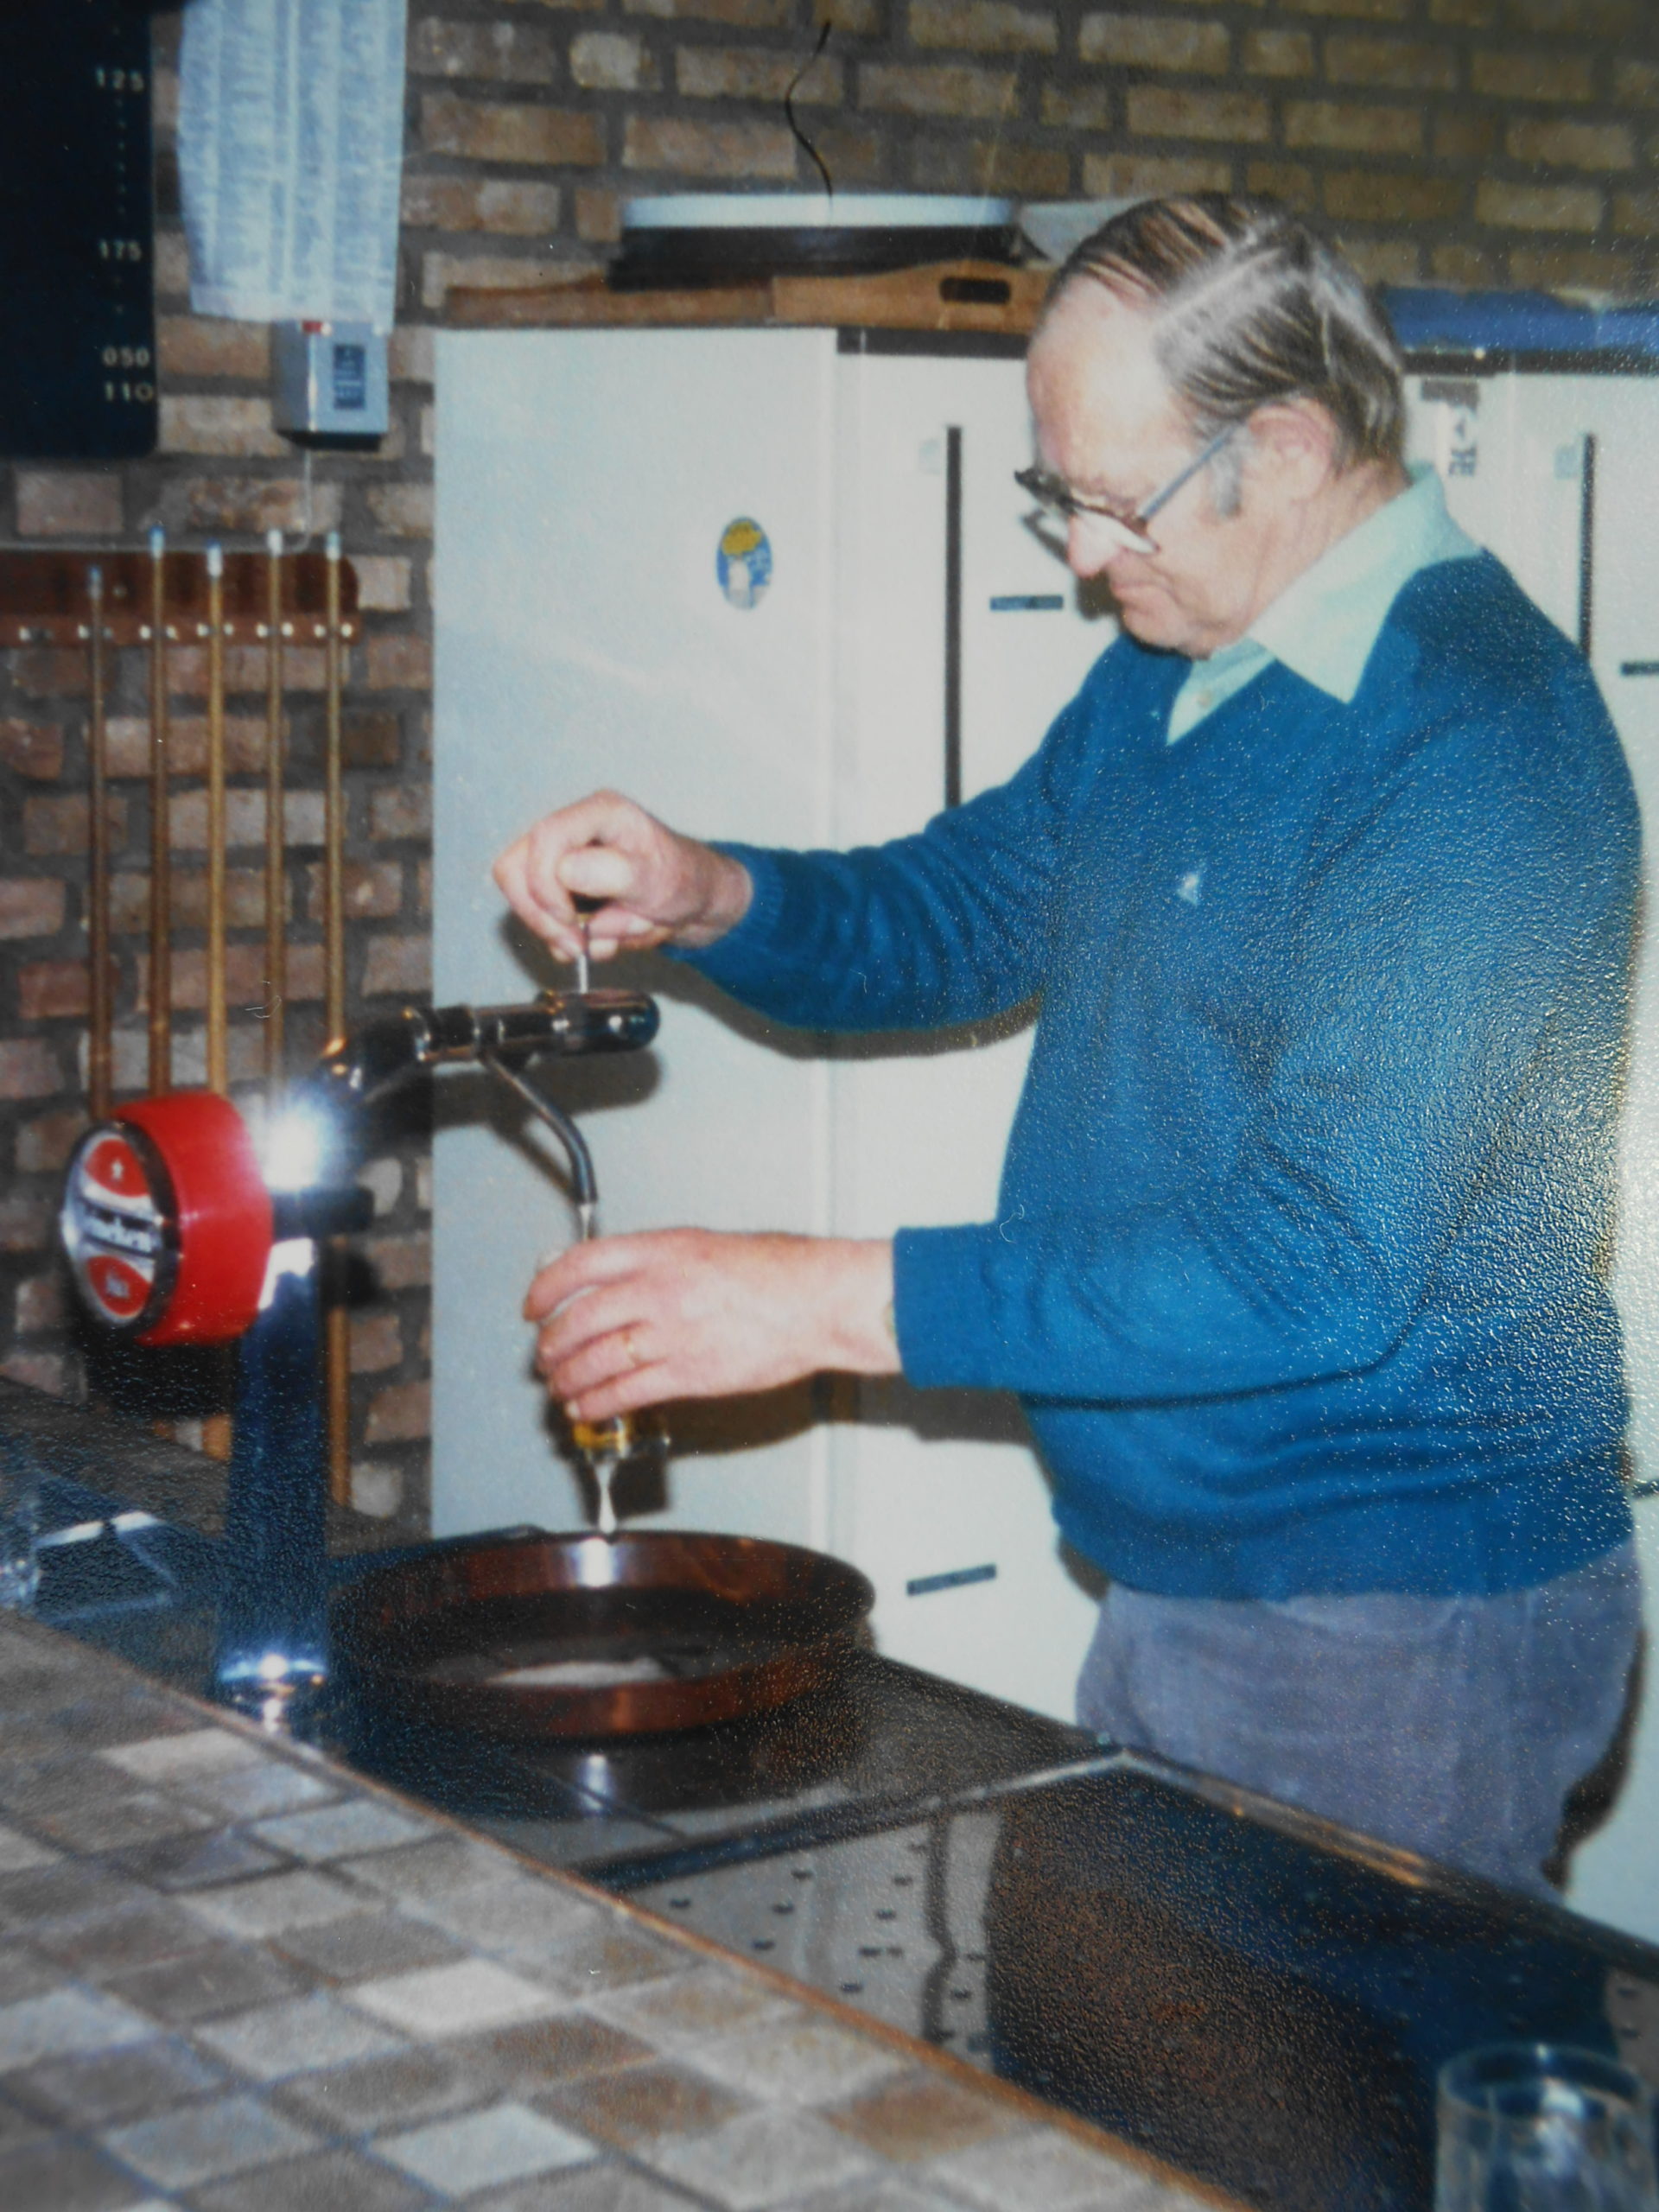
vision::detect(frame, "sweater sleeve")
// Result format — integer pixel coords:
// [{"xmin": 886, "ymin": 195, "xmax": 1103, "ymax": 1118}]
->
[
  {"xmin": 674, "ymin": 683, "xmax": 1111, "ymax": 1034},
  {"xmin": 894, "ymin": 687, "xmax": 1637, "ymax": 1403}
]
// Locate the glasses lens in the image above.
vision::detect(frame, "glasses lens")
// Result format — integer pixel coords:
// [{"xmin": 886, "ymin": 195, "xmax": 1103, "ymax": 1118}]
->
[{"xmin": 1014, "ymin": 470, "xmax": 1157, "ymax": 553}]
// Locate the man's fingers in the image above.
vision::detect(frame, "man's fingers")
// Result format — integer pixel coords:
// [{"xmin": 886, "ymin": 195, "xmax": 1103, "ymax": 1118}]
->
[
  {"xmin": 557, "ymin": 843, "xmax": 639, "ymax": 903},
  {"xmin": 533, "ymin": 1287, "xmax": 639, "ymax": 1370},
  {"xmin": 493, "ymin": 792, "xmax": 650, "ymax": 943},
  {"xmin": 492, "ymin": 840, "xmax": 557, "ymax": 928},
  {"xmin": 493, "ymin": 837, "xmax": 586, "ymax": 957},
  {"xmin": 524, "ymin": 1264, "xmax": 613, "ymax": 1328},
  {"xmin": 524, "ymin": 1234, "xmax": 658, "ymax": 1321},
  {"xmin": 596, "ymin": 912, "xmax": 680, "ymax": 958},
  {"xmin": 524, "ymin": 823, "xmax": 591, "ymax": 921},
  {"xmin": 563, "ymin": 1359, "xmax": 677, "ymax": 1424},
  {"xmin": 569, "ymin": 906, "xmax": 664, "ymax": 960},
  {"xmin": 496, "ymin": 791, "xmax": 745, "ymax": 961},
  {"xmin": 541, "ymin": 1320, "xmax": 649, "ymax": 1400}
]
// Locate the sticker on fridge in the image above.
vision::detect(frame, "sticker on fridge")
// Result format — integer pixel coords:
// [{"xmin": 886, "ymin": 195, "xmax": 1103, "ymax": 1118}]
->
[{"xmin": 716, "ymin": 518, "xmax": 772, "ymax": 610}]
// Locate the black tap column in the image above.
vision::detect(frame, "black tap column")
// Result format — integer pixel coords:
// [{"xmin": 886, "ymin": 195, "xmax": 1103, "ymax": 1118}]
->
[{"xmin": 217, "ymin": 1242, "xmax": 329, "ymax": 1711}]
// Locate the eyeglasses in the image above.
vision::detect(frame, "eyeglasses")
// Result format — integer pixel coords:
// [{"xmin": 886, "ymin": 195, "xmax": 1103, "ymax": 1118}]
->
[{"xmin": 1014, "ymin": 424, "xmax": 1236, "ymax": 556}]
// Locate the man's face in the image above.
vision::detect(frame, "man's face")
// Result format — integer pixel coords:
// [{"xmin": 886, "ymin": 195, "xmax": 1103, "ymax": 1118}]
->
[{"xmin": 1027, "ymin": 285, "xmax": 1278, "ymax": 660}]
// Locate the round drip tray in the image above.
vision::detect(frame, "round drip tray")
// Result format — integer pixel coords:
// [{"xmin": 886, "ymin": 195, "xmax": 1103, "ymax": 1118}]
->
[{"xmin": 333, "ymin": 1528, "xmax": 875, "ymax": 1739}]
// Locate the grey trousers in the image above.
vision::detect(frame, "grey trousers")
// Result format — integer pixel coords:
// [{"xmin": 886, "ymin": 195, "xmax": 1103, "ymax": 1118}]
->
[{"xmin": 1075, "ymin": 1542, "xmax": 1643, "ymax": 1899}]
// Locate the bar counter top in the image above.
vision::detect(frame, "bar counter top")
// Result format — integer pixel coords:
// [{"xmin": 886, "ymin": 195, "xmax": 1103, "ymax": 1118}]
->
[
  {"xmin": 10, "ymin": 1376, "xmax": 1659, "ymax": 2212},
  {"xmin": 0, "ymin": 1604, "xmax": 1214, "ymax": 2212}
]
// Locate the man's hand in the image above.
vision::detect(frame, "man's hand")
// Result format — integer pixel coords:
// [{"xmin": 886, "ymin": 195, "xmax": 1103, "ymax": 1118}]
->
[
  {"xmin": 493, "ymin": 791, "xmax": 753, "ymax": 964},
  {"xmin": 526, "ymin": 1231, "xmax": 899, "ymax": 1422}
]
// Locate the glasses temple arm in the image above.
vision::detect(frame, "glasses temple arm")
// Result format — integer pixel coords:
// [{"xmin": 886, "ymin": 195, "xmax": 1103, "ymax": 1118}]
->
[{"xmin": 1135, "ymin": 423, "xmax": 1237, "ymax": 526}]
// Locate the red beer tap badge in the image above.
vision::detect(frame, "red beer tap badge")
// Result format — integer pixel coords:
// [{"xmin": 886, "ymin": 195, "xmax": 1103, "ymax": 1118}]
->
[
  {"xmin": 65, "ymin": 1128, "xmax": 168, "ymax": 1325},
  {"xmin": 60, "ymin": 1091, "xmax": 274, "ymax": 1346}
]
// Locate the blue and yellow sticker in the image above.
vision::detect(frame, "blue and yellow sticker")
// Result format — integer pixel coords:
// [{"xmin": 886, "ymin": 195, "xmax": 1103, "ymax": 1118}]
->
[{"xmin": 716, "ymin": 518, "xmax": 772, "ymax": 610}]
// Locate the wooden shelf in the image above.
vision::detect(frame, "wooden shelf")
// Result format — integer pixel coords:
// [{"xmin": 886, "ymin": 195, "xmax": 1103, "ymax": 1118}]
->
[
  {"xmin": 447, "ymin": 276, "xmax": 773, "ymax": 328},
  {"xmin": 445, "ymin": 259, "xmax": 1051, "ymax": 339}
]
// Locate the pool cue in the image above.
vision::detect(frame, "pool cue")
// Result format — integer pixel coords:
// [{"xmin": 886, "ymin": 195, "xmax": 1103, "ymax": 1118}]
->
[
  {"xmin": 323, "ymin": 531, "xmax": 352, "ymax": 1506},
  {"xmin": 324, "ymin": 531, "xmax": 346, "ymax": 1051},
  {"xmin": 204, "ymin": 543, "xmax": 228, "ymax": 1098},
  {"xmin": 147, "ymin": 528, "xmax": 172, "ymax": 1096},
  {"xmin": 201, "ymin": 543, "xmax": 232, "ymax": 1464},
  {"xmin": 86, "ymin": 565, "xmax": 111, "ymax": 1122},
  {"xmin": 264, "ymin": 529, "xmax": 287, "ymax": 1092}
]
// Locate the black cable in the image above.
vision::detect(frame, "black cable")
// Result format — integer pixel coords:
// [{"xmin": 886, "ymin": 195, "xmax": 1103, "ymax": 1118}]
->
[{"xmin": 785, "ymin": 19, "xmax": 835, "ymax": 199}]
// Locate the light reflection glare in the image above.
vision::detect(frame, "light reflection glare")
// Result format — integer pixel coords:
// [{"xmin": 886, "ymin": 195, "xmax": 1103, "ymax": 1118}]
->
[
  {"xmin": 219, "ymin": 1650, "xmax": 327, "ymax": 1732},
  {"xmin": 573, "ymin": 1751, "xmax": 619, "ymax": 1798},
  {"xmin": 262, "ymin": 1101, "xmax": 327, "ymax": 1192}
]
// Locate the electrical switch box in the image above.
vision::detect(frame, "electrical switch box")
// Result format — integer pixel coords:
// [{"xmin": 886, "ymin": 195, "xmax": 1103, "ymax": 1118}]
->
[{"xmin": 272, "ymin": 321, "xmax": 388, "ymax": 444}]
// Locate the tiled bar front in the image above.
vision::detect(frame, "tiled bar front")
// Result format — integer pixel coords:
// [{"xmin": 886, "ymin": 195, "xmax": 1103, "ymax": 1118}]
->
[{"xmin": 0, "ymin": 1608, "xmax": 1211, "ymax": 2212}]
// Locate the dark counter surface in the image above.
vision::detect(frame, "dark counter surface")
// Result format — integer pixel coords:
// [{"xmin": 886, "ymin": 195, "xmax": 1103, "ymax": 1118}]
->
[
  {"xmin": 0, "ymin": 1376, "xmax": 405, "ymax": 1553},
  {"xmin": 4, "ymin": 1377, "xmax": 1658, "ymax": 2212}
]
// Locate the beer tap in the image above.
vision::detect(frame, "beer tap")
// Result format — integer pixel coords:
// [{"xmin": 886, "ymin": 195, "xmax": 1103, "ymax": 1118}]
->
[{"xmin": 59, "ymin": 985, "xmax": 658, "ymax": 1722}]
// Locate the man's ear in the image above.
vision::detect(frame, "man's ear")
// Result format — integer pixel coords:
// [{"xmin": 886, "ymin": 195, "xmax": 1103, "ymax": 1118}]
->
[{"xmin": 1247, "ymin": 399, "xmax": 1339, "ymax": 502}]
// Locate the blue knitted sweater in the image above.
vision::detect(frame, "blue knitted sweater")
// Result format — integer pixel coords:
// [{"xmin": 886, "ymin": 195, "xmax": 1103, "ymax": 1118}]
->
[{"xmin": 683, "ymin": 553, "xmax": 1639, "ymax": 1599}]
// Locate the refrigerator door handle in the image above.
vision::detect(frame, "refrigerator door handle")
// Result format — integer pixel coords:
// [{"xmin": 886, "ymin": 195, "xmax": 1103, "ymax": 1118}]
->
[
  {"xmin": 944, "ymin": 423, "xmax": 963, "ymax": 810},
  {"xmin": 1579, "ymin": 429, "xmax": 1596, "ymax": 661}
]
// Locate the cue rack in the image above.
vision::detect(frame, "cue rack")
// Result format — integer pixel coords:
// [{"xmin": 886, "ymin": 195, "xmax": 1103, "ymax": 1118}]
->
[{"xmin": 0, "ymin": 538, "xmax": 360, "ymax": 1497}]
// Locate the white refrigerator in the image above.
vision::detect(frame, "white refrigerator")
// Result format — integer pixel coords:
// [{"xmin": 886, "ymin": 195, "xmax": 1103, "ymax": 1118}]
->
[
  {"xmin": 1406, "ymin": 363, "xmax": 1659, "ymax": 1941},
  {"xmin": 431, "ymin": 327, "xmax": 1113, "ymax": 1726},
  {"xmin": 431, "ymin": 329, "xmax": 1657, "ymax": 1936}
]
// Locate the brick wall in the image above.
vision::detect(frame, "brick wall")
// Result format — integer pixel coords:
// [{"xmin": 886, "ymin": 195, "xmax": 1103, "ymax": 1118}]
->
[{"xmin": 3, "ymin": 0, "xmax": 1656, "ymax": 1530}]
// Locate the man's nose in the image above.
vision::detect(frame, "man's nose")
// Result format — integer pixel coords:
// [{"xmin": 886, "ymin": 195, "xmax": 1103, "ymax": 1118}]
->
[
  {"xmin": 1066, "ymin": 518, "xmax": 1109, "ymax": 578},
  {"xmin": 1066, "ymin": 518, "xmax": 1140, "ymax": 582}
]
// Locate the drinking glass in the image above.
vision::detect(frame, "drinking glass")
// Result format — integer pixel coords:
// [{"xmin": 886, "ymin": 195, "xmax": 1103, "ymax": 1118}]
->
[
  {"xmin": 1437, "ymin": 2044, "xmax": 1658, "ymax": 2212},
  {"xmin": 0, "ymin": 1441, "xmax": 40, "ymax": 1610}
]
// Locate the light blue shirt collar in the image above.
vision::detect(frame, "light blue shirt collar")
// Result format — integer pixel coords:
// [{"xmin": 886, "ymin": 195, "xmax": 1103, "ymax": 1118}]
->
[{"xmin": 1167, "ymin": 467, "xmax": 1479, "ymax": 744}]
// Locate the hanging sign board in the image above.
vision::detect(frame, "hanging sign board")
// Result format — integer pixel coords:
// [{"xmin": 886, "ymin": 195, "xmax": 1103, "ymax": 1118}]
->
[{"xmin": 0, "ymin": 1, "xmax": 156, "ymax": 459}]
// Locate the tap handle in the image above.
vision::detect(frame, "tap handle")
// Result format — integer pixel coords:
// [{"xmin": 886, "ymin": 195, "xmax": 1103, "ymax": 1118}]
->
[
  {"xmin": 429, "ymin": 990, "xmax": 659, "ymax": 1064},
  {"xmin": 310, "ymin": 989, "xmax": 658, "ymax": 1107}
]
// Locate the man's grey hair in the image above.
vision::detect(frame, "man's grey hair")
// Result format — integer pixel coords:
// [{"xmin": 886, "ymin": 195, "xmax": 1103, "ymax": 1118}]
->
[{"xmin": 1041, "ymin": 195, "xmax": 1406, "ymax": 480}]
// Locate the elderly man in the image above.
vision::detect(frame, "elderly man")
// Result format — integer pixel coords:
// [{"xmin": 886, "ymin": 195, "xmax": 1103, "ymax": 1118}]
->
[{"xmin": 494, "ymin": 197, "xmax": 1642, "ymax": 1897}]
